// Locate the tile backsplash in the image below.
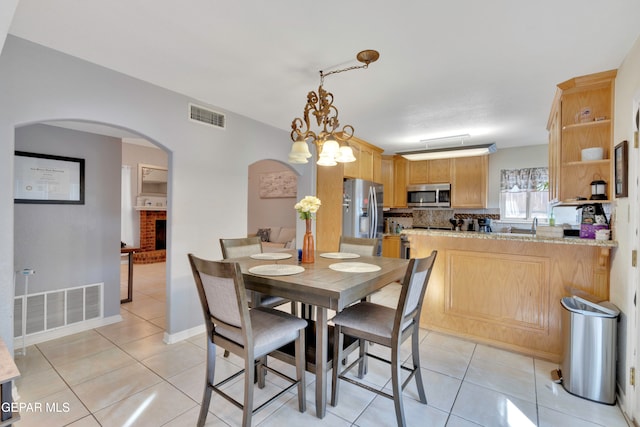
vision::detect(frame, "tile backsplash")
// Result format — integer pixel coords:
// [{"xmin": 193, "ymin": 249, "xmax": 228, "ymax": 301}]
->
[{"xmin": 385, "ymin": 208, "xmax": 500, "ymax": 230}]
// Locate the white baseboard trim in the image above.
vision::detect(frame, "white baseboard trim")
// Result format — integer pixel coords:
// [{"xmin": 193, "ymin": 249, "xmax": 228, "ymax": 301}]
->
[
  {"xmin": 163, "ymin": 323, "xmax": 205, "ymax": 344},
  {"xmin": 13, "ymin": 314, "xmax": 123, "ymax": 350}
]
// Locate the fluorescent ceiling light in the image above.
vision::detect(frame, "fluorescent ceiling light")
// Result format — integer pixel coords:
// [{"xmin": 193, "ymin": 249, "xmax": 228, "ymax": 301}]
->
[
  {"xmin": 398, "ymin": 143, "xmax": 497, "ymax": 160},
  {"xmin": 420, "ymin": 133, "xmax": 471, "ymax": 145}
]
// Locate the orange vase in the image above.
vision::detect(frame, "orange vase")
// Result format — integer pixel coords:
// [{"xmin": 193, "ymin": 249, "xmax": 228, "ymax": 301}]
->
[{"xmin": 301, "ymin": 218, "xmax": 315, "ymax": 263}]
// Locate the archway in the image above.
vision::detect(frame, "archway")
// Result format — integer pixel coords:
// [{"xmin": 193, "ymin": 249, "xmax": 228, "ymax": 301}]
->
[{"xmin": 13, "ymin": 119, "xmax": 172, "ymax": 349}]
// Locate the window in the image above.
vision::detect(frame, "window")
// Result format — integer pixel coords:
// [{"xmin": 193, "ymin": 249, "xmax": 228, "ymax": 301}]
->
[{"xmin": 500, "ymin": 167, "xmax": 549, "ymax": 220}]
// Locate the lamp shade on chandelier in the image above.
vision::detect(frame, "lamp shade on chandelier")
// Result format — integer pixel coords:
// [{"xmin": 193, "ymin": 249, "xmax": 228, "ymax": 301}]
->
[{"xmin": 288, "ymin": 50, "xmax": 379, "ymax": 166}]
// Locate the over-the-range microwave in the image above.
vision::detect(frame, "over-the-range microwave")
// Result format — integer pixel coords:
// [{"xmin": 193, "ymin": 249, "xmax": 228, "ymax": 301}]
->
[{"xmin": 407, "ymin": 183, "xmax": 451, "ymax": 208}]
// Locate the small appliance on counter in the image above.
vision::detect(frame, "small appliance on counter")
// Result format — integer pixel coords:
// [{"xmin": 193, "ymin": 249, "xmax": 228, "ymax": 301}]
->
[
  {"xmin": 478, "ymin": 218, "xmax": 492, "ymax": 232},
  {"xmin": 577, "ymin": 203, "xmax": 609, "ymax": 239}
]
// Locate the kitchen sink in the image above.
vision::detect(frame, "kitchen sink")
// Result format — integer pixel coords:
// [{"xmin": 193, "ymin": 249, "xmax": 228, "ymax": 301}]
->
[{"xmin": 510, "ymin": 227, "xmax": 536, "ymax": 235}]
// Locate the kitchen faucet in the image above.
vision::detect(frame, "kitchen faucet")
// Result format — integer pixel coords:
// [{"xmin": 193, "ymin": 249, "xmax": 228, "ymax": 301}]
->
[{"xmin": 531, "ymin": 217, "xmax": 538, "ymax": 234}]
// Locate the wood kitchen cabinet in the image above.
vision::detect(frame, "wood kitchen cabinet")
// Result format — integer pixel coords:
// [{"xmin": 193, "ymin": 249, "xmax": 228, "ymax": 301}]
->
[
  {"xmin": 342, "ymin": 136, "xmax": 383, "ymax": 183},
  {"xmin": 407, "ymin": 159, "xmax": 451, "ymax": 184},
  {"xmin": 428, "ymin": 159, "xmax": 451, "ymax": 183},
  {"xmin": 451, "ymin": 155, "xmax": 488, "ymax": 208},
  {"xmin": 547, "ymin": 69, "xmax": 616, "ymax": 204},
  {"xmin": 408, "ymin": 230, "xmax": 613, "ymax": 361},
  {"xmin": 381, "ymin": 156, "xmax": 394, "ymax": 208},
  {"xmin": 408, "ymin": 160, "xmax": 428, "ymax": 184},
  {"xmin": 382, "ymin": 235, "xmax": 402, "ymax": 258},
  {"xmin": 393, "ymin": 156, "xmax": 408, "ymax": 207}
]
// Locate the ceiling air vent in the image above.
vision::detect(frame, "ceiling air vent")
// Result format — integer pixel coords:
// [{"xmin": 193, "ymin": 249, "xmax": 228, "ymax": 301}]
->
[{"xmin": 189, "ymin": 103, "xmax": 226, "ymax": 129}]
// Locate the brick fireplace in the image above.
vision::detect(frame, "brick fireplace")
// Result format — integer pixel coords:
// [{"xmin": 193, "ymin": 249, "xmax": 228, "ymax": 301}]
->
[{"xmin": 134, "ymin": 210, "xmax": 167, "ymax": 264}]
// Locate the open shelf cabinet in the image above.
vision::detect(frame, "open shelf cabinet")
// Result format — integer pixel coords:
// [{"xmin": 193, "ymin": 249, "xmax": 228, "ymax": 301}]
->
[{"xmin": 548, "ymin": 69, "xmax": 616, "ymax": 205}]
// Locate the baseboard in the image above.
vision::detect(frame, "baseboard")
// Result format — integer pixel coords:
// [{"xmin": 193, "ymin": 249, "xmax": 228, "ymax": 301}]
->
[
  {"xmin": 13, "ymin": 314, "xmax": 122, "ymax": 350},
  {"xmin": 163, "ymin": 323, "xmax": 205, "ymax": 344}
]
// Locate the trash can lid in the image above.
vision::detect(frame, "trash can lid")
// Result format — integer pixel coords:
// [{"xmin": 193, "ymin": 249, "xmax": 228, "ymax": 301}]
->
[{"xmin": 561, "ymin": 296, "xmax": 619, "ymax": 317}]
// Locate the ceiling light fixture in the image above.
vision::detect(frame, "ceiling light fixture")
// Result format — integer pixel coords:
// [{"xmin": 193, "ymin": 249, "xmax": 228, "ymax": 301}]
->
[
  {"xmin": 288, "ymin": 50, "xmax": 380, "ymax": 166},
  {"xmin": 397, "ymin": 134, "xmax": 496, "ymax": 160}
]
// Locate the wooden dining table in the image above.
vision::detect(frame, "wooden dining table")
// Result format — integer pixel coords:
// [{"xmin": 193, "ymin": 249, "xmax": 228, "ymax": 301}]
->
[{"xmin": 224, "ymin": 252, "xmax": 409, "ymax": 418}]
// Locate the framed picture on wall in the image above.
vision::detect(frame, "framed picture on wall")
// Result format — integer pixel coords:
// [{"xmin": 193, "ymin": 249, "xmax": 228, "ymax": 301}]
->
[
  {"xmin": 614, "ymin": 140, "xmax": 628, "ymax": 198},
  {"xmin": 14, "ymin": 151, "xmax": 85, "ymax": 204},
  {"xmin": 258, "ymin": 171, "xmax": 297, "ymax": 198}
]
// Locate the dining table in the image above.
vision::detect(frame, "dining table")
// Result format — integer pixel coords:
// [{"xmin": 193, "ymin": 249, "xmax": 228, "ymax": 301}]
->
[{"xmin": 223, "ymin": 251, "xmax": 409, "ymax": 418}]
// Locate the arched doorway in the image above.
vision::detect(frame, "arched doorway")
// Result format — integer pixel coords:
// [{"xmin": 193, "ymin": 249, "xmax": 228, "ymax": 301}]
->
[
  {"xmin": 247, "ymin": 160, "xmax": 299, "ymax": 246},
  {"xmin": 13, "ymin": 120, "xmax": 171, "ymax": 351}
]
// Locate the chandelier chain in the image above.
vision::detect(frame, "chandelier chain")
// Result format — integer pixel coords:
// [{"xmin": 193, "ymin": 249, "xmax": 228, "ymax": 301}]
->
[{"xmin": 320, "ymin": 63, "xmax": 370, "ymax": 85}]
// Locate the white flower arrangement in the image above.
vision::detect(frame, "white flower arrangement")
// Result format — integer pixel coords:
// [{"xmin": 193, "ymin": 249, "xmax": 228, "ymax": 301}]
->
[{"xmin": 294, "ymin": 195, "xmax": 321, "ymax": 220}]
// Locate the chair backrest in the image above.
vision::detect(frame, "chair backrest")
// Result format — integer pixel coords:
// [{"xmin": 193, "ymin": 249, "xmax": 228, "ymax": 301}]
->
[
  {"xmin": 339, "ymin": 236, "xmax": 379, "ymax": 256},
  {"xmin": 220, "ymin": 236, "xmax": 263, "ymax": 259},
  {"xmin": 395, "ymin": 251, "xmax": 437, "ymax": 333},
  {"xmin": 188, "ymin": 253, "xmax": 251, "ymax": 340}
]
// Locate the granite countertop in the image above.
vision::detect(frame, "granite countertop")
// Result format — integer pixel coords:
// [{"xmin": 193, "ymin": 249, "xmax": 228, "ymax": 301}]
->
[{"xmin": 402, "ymin": 228, "xmax": 618, "ymax": 248}]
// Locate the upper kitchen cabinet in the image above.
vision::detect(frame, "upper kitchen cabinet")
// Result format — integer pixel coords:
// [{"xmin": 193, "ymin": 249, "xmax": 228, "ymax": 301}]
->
[
  {"xmin": 408, "ymin": 160, "xmax": 428, "ymax": 184},
  {"xmin": 407, "ymin": 159, "xmax": 451, "ymax": 184},
  {"xmin": 342, "ymin": 136, "xmax": 383, "ymax": 183},
  {"xmin": 427, "ymin": 159, "xmax": 451, "ymax": 183},
  {"xmin": 451, "ymin": 156, "xmax": 488, "ymax": 208},
  {"xmin": 381, "ymin": 155, "xmax": 395, "ymax": 208},
  {"xmin": 548, "ymin": 70, "xmax": 616, "ymax": 204},
  {"xmin": 393, "ymin": 156, "xmax": 408, "ymax": 208}
]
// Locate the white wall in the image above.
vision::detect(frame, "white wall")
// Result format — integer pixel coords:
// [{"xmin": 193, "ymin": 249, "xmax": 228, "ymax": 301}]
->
[
  {"xmin": 247, "ymin": 160, "xmax": 297, "ymax": 234},
  {"xmin": 0, "ymin": 36, "xmax": 314, "ymax": 352},
  {"xmin": 14, "ymin": 124, "xmax": 122, "ymax": 317},
  {"xmin": 610, "ymin": 34, "xmax": 640, "ymax": 417}
]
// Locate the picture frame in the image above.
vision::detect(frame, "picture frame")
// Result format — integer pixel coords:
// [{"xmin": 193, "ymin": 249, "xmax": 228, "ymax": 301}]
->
[
  {"xmin": 614, "ymin": 140, "xmax": 628, "ymax": 198},
  {"xmin": 14, "ymin": 151, "xmax": 85, "ymax": 204},
  {"xmin": 259, "ymin": 170, "xmax": 297, "ymax": 198}
]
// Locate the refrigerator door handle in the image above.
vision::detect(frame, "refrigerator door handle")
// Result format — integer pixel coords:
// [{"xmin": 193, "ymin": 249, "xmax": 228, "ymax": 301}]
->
[{"xmin": 369, "ymin": 186, "xmax": 377, "ymax": 239}]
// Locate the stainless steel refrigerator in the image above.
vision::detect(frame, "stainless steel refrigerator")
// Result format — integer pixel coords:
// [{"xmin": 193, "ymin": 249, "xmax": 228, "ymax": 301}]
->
[{"xmin": 342, "ymin": 178, "xmax": 384, "ymax": 254}]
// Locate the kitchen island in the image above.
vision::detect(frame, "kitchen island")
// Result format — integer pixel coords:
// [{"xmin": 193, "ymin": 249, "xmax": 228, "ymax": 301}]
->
[{"xmin": 404, "ymin": 229, "xmax": 617, "ymax": 361}]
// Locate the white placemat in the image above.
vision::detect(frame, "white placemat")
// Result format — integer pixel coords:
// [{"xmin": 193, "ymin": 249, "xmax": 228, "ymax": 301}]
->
[
  {"xmin": 248, "ymin": 264, "xmax": 305, "ymax": 276},
  {"xmin": 250, "ymin": 252, "xmax": 293, "ymax": 260},
  {"xmin": 319, "ymin": 252, "xmax": 361, "ymax": 259},
  {"xmin": 329, "ymin": 262, "xmax": 381, "ymax": 273}
]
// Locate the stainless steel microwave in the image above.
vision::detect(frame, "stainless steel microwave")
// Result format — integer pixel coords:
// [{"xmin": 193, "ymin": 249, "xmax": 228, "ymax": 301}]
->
[{"xmin": 407, "ymin": 183, "xmax": 451, "ymax": 208}]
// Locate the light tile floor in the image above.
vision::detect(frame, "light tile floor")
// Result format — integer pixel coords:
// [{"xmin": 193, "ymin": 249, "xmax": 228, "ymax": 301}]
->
[{"xmin": 11, "ymin": 262, "xmax": 630, "ymax": 426}]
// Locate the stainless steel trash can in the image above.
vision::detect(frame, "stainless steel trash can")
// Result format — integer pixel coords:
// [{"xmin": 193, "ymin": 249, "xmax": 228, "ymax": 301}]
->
[{"xmin": 560, "ymin": 296, "xmax": 619, "ymax": 404}]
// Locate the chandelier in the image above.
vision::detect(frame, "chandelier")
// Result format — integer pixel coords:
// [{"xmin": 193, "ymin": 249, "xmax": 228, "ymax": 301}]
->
[{"xmin": 288, "ymin": 50, "xmax": 380, "ymax": 166}]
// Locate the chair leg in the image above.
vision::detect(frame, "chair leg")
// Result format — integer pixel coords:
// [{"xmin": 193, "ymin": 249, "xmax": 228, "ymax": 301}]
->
[
  {"xmin": 357, "ymin": 338, "xmax": 368, "ymax": 378},
  {"xmin": 330, "ymin": 325, "xmax": 343, "ymax": 406},
  {"xmin": 295, "ymin": 329, "xmax": 306, "ymax": 412},
  {"xmin": 242, "ymin": 353, "xmax": 255, "ymax": 427},
  {"xmin": 257, "ymin": 356, "xmax": 267, "ymax": 389},
  {"xmin": 391, "ymin": 343, "xmax": 407, "ymax": 427},
  {"xmin": 198, "ymin": 340, "xmax": 216, "ymax": 427},
  {"xmin": 412, "ymin": 329, "xmax": 427, "ymax": 404},
  {"xmin": 223, "ymin": 349, "xmax": 230, "ymax": 358}
]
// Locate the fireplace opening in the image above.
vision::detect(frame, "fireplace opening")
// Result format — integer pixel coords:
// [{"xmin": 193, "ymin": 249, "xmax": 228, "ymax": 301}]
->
[{"xmin": 155, "ymin": 219, "xmax": 166, "ymax": 250}]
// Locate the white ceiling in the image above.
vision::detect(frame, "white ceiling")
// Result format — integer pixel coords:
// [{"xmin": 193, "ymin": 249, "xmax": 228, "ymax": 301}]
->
[{"xmin": 7, "ymin": 1, "xmax": 640, "ymax": 154}]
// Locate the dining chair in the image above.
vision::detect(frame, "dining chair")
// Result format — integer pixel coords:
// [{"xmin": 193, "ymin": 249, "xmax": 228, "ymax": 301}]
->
[
  {"xmin": 188, "ymin": 253, "xmax": 307, "ymax": 427},
  {"xmin": 338, "ymin": 236, "xmax": 379, "ymax": 256},
  {"xmin": 330, "ymin": 251, "xmax": 437, "ymax": 427},
  {"xmin": 219, "ymin": 236, "xmax": 293, "ymax": 311}
]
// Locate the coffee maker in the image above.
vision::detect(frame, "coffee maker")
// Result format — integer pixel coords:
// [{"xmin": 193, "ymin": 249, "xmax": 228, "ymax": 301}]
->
[{"xmin": 478, "ymin": 218, "xmax": 492, "ymax": 232}]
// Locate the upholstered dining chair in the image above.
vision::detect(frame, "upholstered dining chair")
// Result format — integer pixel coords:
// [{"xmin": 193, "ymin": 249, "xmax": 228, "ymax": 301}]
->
[
  {"xmin": 188, "ymin": 253, "xmax": 307, "ymax": 427},
  {"xmin": 219, "ymin": 236, "xmax": 292, "ymax": 311},
  {"xmin": 330, "ymin": 251, "xmax": 438, "ymax": 427},
  {"xmin": 338, "ymin": 236, "xmax": 379, "ymax": 256}
]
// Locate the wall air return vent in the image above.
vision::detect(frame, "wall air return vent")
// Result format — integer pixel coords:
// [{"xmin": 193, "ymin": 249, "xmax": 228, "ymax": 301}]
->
[{"xmin": 189, "ymin": 103, "xmax": 226, "ymax": 129}]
